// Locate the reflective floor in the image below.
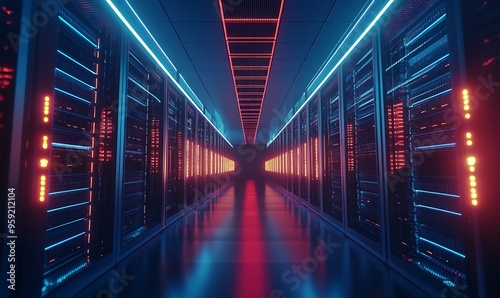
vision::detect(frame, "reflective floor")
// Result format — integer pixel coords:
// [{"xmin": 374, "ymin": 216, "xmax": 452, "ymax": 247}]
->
[{"xmin": 77, "ymin": 180, "xmax": 430, "ymax": 298}]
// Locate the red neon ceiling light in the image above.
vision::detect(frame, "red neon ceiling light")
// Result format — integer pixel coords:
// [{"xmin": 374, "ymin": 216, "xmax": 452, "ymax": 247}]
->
[{"xmin": 219, "ymin": 0, "xmax": 285, "ymax": 144}]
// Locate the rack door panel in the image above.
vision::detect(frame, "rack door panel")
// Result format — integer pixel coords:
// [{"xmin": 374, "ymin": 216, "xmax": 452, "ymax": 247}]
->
[
  {"xmin": 300, "ymin": 109, "xmax": 308, "ymax": 202},
  {"xmin": 197, "ymin": 114, "xmax": 205, "ymax": 198},
  {"xmin": 384, "ymin": 0, "xmax": 466, "ymax": 287},
  {"xmin": 293, "ymin": 118, "xmax": 300, "ymax": 197},
  {"xmin": 186, "ymin": 103, "xmax": 196, "ymax": 206},
  {"xmin": 167, "ymin": 87, "xmax": 185, "ymax": 217},
  {"xmin": 43, "ymin": 4, "xmax": 118, "ymax": 293},
  {"xmin": 322, "ymin": 74, "xmax": 343, "ymax": 222},
  {"xmin": 309, "ymin": 97, "xmax": 320, "ymax": 208},
  {"xmin": 344, "ymin": 37, "xmax": 381, "ymax": 243},
  {"xmin": 122, "ymin": 44, "xmax": 163, "ymax": 245}
]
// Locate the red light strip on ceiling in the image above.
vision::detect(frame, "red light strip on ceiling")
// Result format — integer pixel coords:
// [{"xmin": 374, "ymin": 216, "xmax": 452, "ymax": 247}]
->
[{"xmin": 219, "ymin": 0, "xmax": 285, "ymax": 144}]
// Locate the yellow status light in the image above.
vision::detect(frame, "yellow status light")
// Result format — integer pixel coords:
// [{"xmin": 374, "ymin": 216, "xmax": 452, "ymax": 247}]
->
[
  {"xmin": 467, "ymin": 140, "xmax": 473, "ymax": 146},
  {"xmin": 40, "ymin": 159, "xmax": 49, "ymax": 168},
  {"xmin": 39, "ymin": 175, "xmax": 47, "ymax": 202},
  {"xmin": 469, "ymin": 166, "xmax": 475, "ymax": 172},
  {"xmin": 464, "ymin": 105, "xmax": 470, "ymax": 111},
  {"xmin": 471, "ymin": 193, "xmax": 478, "ymax": 199},
  {"xmin": 469, "ymin": 175, "xmax": 476, "ymax": 181},
  {"xmin": 466, "ymin": 132, "xmax": 472, "ymax": 139},
  {"xmin": 463, "ymin": 89, "xmax": 469, "ymax": 95},
  {"xmin": 467, "ymin": 157, "xmax": 476, "ymax": 166},
  {"xmin": 463, "ymin": 99, "xmax": 469, "ymax": 105},
  {"xmin": 471, "ymin": 188, "xmax": 476, "ymax": 193},
  {"xmin": 472, "ymin": 199, "xmax": 478, "ymax": 206},
  {"xmin": 470, "ymin": 181, "xmax": 477, "ymax": 187},
  {"xmin": 465, "ymin": 114, "xmax": 471, "ymax": 119},
  {"xmin": 42, "ymin": 136, "xmax": 49, "ymax": 149}
]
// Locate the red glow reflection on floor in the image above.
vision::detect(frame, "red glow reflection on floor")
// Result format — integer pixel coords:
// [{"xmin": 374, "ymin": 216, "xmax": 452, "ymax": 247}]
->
[{"xmin": 235, "ymin": 180, "xmax": 269, "ymax": 298}]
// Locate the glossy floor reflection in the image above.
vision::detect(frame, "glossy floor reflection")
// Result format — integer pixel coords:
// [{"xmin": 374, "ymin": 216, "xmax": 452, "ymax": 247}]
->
[{"xmin": 77, "ymin": 180, "xmax": 430, "ymax": 298}]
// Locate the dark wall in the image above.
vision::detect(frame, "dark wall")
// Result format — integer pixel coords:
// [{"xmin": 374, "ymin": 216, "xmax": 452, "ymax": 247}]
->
[{"xmin": 231, "ymin": 144, "xmax": 268, "ymax": 179}]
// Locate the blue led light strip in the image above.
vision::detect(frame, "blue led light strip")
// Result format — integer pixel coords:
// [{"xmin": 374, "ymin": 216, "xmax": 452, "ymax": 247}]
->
[
  {"xmin": 409, "ymin": 88, "xmax": 452, "ymax": 108},
  {"xmin": 124, "ymin": 0, "xmax": 177, "ymax": 72},
  {"xmin": 57, "ymin": 50, "xmax": 97, "ymax": 75},
  {"xmin": 54, "ymin": 88, "xmax": 92, "ymax": 105},
  {"xmin": 127, "ymin": 95, "xmax": 147, "ymax": 107},
  {"xmin": 414, "ymin": 142, "xmax": 455, "ymax": 151},
  {"xmin": 105, "ymin": 0, "xmax": 232, "ymax": 147},
  {"xmin": 56, "ymin": 68, "xmax": 96, "ymax": 90},
  {"xmin": 46, "ymin": 218, "xmax": 86, "ymax": 232},
  {"xmin": 268, "ymin": 0, "xmax": 395, "ymax": 146},
  {"xmin": 45, "ymin": 232, "xmax": 87, "ymax": 251},
  {"xmin": 404, "ymin": 14, "xmax": 446, "ymax": 47},
  {"xmin": 415, "ymin": 204, "xmax": 461, "ymax": 216},
  {"xmin": 58, "ymin": 16, "xmax": 98, "ymax": 49},
  {"xmin": 387, "ymin": 54, "xmax": 450, "ymax": 94},
  {"xmin": 49, "ymin": 188, "xmax": 91, "ymax": 197},
  {"xmin": 52, "ymin": 142, "xmax": 92, "ymax": 151},
  {"xmin": 418, "ymin": 237, "xmax": 466, "ymax": 258},
  {"xmin": 47, "ymin": 202, "xmax": 89, "ymax": 213},
  {"xmin": 415, "ymin": 189, "xmax": 460, "ymax": 198},
  {"xmin": 128, "ymin": 77, "xmax": 161, "ymax": 103}
]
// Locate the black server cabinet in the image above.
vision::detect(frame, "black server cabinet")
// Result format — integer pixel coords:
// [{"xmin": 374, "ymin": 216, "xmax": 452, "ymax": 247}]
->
[
  {"xmin": 279, "ymin": 133, "xmax": 284, "ymax": 187},
  {"xmin": 309, "ymin": 97, "xmax": 320, "ymax": 208},
  {"xmin": 207, "ymin": 124, "xmax": 215, "ymax": 193},
  {"xmin": 121, "ymin": 43, "xmax": 164, "ymax": 246},
  {"xmin": 383, "ymin": 0, "xmax": 467, "ymax": 293},
  {"xmin": 300, "ymin": 109, "xmax": 308, "ymax": 202},
  {"xmin": 205, "ymin": 121, "xmax": 211, "ymax": 182},
  {"xmin": 287, "ymin": 124, "xmax": 293, "ymax": 193},
  {"xmin": 292, "ymin": 118, "xmax": 300, "ymax": 197},
  {"xmin": 166, "ymin": 86, "xmax": 185, "ymax": 217},
  {"xmin": 461, "ymin": 1, "xmax": 500, "ymax": 297},
  {"xmin": 197, "ymin": 113, "xmax": 205, "ymax": 198},
  {"xmin": 344, "ymin": 37, "xmax": 381, "ymax": 244},
  {"xmin": 461, "ymin": 2, "xmax": 500, "ymax": 294},
  {"xmin": 321, "ymin": 74, "xmax": 343, "ymax": 222},
  {"xmin": 186, "ymin": 103, "xmax": 196, "ymax": 206},
  {"xmin": 21, "ymin": 2, "xmax": 121, "ymax": 295}
]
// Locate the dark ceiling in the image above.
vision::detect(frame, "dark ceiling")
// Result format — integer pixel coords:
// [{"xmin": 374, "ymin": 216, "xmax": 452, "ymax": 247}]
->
[{"xmin": 128, "ymin": 0, "xmax": 369, "ymax": 145}]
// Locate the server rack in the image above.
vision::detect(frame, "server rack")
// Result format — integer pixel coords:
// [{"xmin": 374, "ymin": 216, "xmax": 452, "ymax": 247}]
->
[
  {"xmin": 460, "ymin": 2, "xmax": 500, "ymax": 296},
  {"xmin": 293, "ymin": 118, "xmax": 300, "ymax": 197},
  {"xmin": 321, "ymin": 74, "xmax": 343, "ymax": 223},
  {"xmin": 186, "ymin": 103, "xmax": 196, "ymax": 207},
  {"xmin": 197, "ymin": 113, "xmax": 205, "ymax": 197},
  {"xmin": 286, "ymin": 124, "xmax": 293, "ymax": 193},
  {"xmin": 383, "ymin": 0, "xmax": 468, "ymax": 290},
  {"xmin": 309, "ymin": 97, "xmax": 320, "ymax": 209},
  {"xmin": 41, "ymin": 4, "xmax": 120, "ymax": 294},
  {"xmin": 264, "ymin": 0, "xmax": 496, "ymax": 296},
  {"xmin": 300, "ymin": 108, "xmax": 308, "ymax": 202},
  {"xmin": 207, "ymin": 124, "xmax": 215, "ymax": 192},
  {"xmin": 121, "ymin": 43, "xmax": 164, "ymax": 247},
  {"xmin": 344, "ymin": 37, "xmax": 381, "ymax": 244},
  {"xmin": 166, "ymin": 86, "xmax": 185, "ymax": 217}
]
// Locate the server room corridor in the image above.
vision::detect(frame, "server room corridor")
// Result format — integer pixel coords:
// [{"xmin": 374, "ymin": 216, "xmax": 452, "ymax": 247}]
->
[
  {"xmin": 76, "ymin": 179, "xmax": 428, "ymax": 298},
  {"xmin": 3, "ymin": 0, "xmax": 500, "ymax": 297}
]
